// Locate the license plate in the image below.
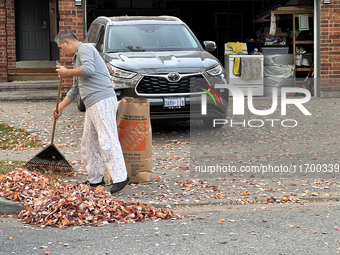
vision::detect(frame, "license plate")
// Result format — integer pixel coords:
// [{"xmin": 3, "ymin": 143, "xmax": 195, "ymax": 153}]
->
[{"xmin": 164, "ymin": 97, "xmax": 185, "ymax": 108}]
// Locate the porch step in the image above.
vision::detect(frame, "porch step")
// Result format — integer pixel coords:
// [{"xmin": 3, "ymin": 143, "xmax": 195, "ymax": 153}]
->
[
  {"xmin": 8, "ymin": 68, "xmax": 58, "ymax": 82},
  {"xmin": 8, "ymin": 74, "xmax": 59, "ymax": 81},
  {"xmin": 0, "ymin": 80, "xmax": 59, "ymax": 91},
  {"xmin": 0, "ymin": 91, "xmax": 61, "ymax": 101},
  {"xmin": 0, "ymin": 80, "xmax": 61, "ymax": 101}
]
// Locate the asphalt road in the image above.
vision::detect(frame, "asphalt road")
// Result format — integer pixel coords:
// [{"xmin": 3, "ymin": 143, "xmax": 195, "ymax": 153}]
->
[{"xmin": 1, "ymin": 201, "xmax": 340, "ymax": 255}]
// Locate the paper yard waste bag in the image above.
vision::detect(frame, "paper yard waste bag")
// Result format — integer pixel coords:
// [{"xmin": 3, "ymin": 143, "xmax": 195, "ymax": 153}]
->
[{"xmin": 116, "ymin": 97, "xmax": 153, "ymax": 183}]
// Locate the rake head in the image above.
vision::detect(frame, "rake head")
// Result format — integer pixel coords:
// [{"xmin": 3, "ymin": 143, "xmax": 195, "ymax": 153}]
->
[{"xmin": 24, "ymin": 144, "xmax": 73, "ymax": 172}]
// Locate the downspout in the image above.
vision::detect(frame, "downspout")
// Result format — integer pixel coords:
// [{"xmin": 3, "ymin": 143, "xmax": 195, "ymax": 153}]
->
[
  {"xmin": 82, "ymin": 0, "xmax": 87, "ymax": 40},
  {"xmin": 5, "ymin": 0, "xmax": 8, "ymax": 79},
  {"xmin": 314, "ymin": 0, "xmax": 321, "ymax": 97}
]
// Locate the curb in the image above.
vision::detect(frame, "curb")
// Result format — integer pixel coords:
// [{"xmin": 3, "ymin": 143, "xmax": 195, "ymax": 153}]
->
[
  {"xmin": 1, "ymin": 195, "xmax": 338, "ymax": 215},
  {"xmin": 0, "ymin": 197, "xmax": 24, "ymax": 215},
  {"xmin": 163, "ymin": 196, "xmax": 340, "ymax": 209}
]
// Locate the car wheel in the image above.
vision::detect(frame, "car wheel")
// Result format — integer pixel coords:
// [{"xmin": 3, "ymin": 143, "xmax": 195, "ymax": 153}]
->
[
  {"xmin": 203, "ymin": 118, "xmax": 224, "ymax": 129},
  {"xmin": 77, "ymin": 96, "xmax": 86, "ymax": 112}
]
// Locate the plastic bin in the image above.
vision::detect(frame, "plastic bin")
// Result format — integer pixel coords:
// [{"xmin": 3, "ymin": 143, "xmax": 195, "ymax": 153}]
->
[{"xmin": 261, "ymin": 47, "xmax": 289, "ymax": 55}]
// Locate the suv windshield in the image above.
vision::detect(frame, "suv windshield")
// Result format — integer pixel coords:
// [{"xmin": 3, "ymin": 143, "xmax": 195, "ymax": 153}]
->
[{"xmin": 106, "ymin": 24, "xmax": 199, "ymax": 52}]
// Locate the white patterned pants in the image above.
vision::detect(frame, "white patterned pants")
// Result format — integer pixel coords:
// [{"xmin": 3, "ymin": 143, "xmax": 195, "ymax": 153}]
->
[{"xmin": 81, "ymin": 96, "xmax": 127, "ymax": 184}]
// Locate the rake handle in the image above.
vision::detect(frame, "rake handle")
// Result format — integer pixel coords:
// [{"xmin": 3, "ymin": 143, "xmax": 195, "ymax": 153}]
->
[{"xmin": 51, "ymin": 78, "xmax": 62, "ymax": 145}]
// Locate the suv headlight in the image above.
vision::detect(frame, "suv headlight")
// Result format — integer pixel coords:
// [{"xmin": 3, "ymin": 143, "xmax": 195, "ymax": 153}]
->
[
  {"xmin": 206, "ymin": 65, "xmax": 223, "ymax": 76},
  {"xmin": 107, "ymin": 64, "xmax": 137, "ymax": 79}
]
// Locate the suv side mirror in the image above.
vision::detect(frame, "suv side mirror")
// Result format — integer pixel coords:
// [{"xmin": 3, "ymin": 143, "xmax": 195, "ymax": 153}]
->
[{"xmin": 203, "ymin": 41, "xmax": 216, "ymax": 52}]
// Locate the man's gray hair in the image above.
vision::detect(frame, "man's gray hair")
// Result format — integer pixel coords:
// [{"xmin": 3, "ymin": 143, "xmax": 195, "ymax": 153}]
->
[{"xmin": 55, "ymin": 30, "xmax": 78, "ymax": 44}]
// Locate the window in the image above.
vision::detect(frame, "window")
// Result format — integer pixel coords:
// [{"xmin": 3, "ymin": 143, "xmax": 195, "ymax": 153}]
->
[{"xmin": 106, "ymin": 24, "xmax": 199, "ymax": 52}]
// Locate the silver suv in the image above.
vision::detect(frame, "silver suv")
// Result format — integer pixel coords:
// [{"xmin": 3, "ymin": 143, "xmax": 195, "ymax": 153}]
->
[{"xmin": 79, "ymin": 16, "xmax": 228, "ymax": 127}]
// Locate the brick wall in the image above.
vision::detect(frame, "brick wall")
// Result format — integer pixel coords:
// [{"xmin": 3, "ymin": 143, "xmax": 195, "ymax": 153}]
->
[
  {"xmin": 0, "ymin": 0, "xmax": 15, "ymax": 83},
  {"xmin": 6, "ymin": 0, "xmax": 15, "ymax": 70},
  {"xmin": 0, "ymin": 1, "xmax": 7, "ymax": 83},
  {"xmin": 58, "ymin": 0, "xmax": 83, "ymax": 94},
  {"xmin": 320, "ymin": 1, "xmax": 340, "ymax": 96}
]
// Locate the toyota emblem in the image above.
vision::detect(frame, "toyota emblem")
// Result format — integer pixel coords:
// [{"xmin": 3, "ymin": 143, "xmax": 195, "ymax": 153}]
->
[{"xmin": 168, "ymin": 72, "xmax": 181, "ymax": 82}]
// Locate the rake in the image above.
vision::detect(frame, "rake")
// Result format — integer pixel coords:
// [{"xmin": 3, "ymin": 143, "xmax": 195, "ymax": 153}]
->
[{"xmin": 24, "ymin": 78, "xmax": 73, "ymax": 172}]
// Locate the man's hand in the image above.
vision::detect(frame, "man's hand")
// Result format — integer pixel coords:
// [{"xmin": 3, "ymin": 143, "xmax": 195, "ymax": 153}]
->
[
  {"xmin": 56, "ymin": 65, "xmax": 70, "ymax": 78},
  {"xmin": 52, "ymin": 97, "xmax": 72, "ymax": 120},
  {"xmin": 56, "ymin": 66, "xmax": 84, "ymax": 78},
  {"xmin": 53, "ymin": 107, "xmax": 63, "ymax": 120}
]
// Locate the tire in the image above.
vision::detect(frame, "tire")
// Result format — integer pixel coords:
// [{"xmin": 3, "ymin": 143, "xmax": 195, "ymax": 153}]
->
[
  {"xmin": 203, "ymin": 118, "xmax": 224, "ymax": 129},
  {"xmin": 77, "ymin": 96, "xmax": 86, "ymax": 112}
]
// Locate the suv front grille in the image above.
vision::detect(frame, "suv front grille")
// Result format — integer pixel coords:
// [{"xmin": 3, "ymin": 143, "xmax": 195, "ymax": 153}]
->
[{"xmin": 136, "ymin": 74, "xmax": 206, "ymax": 94}]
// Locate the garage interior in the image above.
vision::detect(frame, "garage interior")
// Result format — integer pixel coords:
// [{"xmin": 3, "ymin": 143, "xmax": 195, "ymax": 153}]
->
[
  {"xmin": 81, "ymin": 0, "xmax": 315, "ymax": 95},
  {"xmin": 85, "ymin": 1, "xmax": 312, "ymax": 59}
]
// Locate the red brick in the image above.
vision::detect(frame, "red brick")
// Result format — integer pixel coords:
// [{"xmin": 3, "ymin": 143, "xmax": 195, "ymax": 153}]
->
[
  {"xmin": 59, "ymin": 17, "xmax": 73, "ymax": 22},
  {"xmin": 329, "ymin": 51, "xmax": 340, "ymax": 55},
  {"xmin": 62, "ymin": 21, "xmax": 77, "ymax": 26},
  {"xmin": 60, "ymin": 25, "xmax": 72, "ymax": 30},
  {"xmin": 328, "ymin": 27, "xmax": 340, "ymax": 32},
  {"xmin": 73, "ymin": 18, "xmax": 83, "ymax": 22},
  {"xmin": 59, "ymin": 2, "xmax": 74, "ymax": 7},
  {"xmin": 329, "ymin": 74, "xmax": 340, "ymax": 78}
]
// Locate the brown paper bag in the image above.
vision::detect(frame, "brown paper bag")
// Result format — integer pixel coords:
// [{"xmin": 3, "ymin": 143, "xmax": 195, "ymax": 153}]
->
[{"xmin": 115, "ymin": 97, "xmax": 153, "ymax": 183}]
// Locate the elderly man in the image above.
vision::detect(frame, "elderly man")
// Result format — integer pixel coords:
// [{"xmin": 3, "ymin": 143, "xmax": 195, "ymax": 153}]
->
[{"xmin": 53, "ymin": 30, "xmax": 129, "ymax": 194}]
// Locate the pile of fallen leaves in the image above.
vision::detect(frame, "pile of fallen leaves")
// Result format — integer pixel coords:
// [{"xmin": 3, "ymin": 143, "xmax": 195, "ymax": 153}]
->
[{"xmin": 0, "ymin": 170, "xmax": 180, "ymax": 228}]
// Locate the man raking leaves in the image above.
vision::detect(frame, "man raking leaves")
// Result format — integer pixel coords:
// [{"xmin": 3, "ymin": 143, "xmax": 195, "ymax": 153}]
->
[
  {"xmin": 54, "ymin": 30, "xmax": 129, "ymax": 194},
  {"xmin": 24, "ymin": 78, "xmax": 73, "ymax": 172}
]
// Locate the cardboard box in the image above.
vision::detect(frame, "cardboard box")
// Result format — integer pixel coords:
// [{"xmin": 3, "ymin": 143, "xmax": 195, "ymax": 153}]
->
[{"xmin": 264, "ymin": 27, "xmax": 288, "ymax": 37}]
